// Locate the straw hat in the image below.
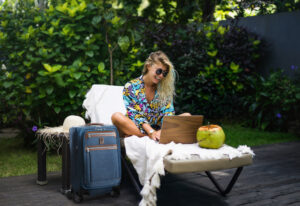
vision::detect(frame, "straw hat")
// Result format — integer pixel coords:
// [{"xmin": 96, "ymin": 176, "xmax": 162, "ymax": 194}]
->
[{"xmin": 37, "ymin": 115, "xmax": 86, "ymax": 139}]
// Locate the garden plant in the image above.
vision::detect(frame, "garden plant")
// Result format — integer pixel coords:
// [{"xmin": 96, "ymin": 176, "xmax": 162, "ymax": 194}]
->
[{"xmin": 0, "ymin": 0, "xmax": 299, "ymax": 148}]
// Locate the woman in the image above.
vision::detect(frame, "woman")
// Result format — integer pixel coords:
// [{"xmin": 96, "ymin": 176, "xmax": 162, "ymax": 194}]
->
[{"xmin": 111, "ymin": 51, "xmax": 190, "ymax": 141}]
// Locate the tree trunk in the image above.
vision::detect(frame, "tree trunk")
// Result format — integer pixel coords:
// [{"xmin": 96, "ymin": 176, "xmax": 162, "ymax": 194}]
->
[
  {"xmin": 105, "ymin": 30, "xmax": 116, "ymax": 85},
  {"xmin": 109, "ymin": 49, "xmax": 113, "ymax": 85},
  {"xmin": 202, "ymin": 0, "xmax": 216, "ymax": 22}
]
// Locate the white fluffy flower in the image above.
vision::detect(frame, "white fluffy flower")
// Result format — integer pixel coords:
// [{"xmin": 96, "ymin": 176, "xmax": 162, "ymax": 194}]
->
[{"xmin": 1, "ymin": 64, "xmax": 6, "ymax": 70}]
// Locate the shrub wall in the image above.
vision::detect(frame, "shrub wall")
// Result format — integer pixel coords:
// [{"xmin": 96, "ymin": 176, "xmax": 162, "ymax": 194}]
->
[{"xmin": 0, "ymin": 1, "xmax": 270, "ymax": 142}]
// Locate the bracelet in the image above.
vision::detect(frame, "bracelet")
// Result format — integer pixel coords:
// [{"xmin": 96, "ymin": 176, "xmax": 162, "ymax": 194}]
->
[{"xmin": 149, "ymin": 129, "xmax": 155, "ymax": 135}]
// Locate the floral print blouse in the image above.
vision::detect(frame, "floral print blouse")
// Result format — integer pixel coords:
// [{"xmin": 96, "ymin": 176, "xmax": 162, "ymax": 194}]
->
[{"xmin": 123, "ymin": 76, "xmax": 175, "ymax": 134}]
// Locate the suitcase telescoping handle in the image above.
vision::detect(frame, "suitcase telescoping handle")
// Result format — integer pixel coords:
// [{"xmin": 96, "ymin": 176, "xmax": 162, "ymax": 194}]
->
[{"xmin": 86, "ymin": 123, "xmax": 104, "ymax": 126}]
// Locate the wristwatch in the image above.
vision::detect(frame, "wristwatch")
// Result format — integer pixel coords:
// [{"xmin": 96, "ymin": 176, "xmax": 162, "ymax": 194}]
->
[{"xmin": 149, "ymin": 129, "xmax": 155, "ymax": 135}]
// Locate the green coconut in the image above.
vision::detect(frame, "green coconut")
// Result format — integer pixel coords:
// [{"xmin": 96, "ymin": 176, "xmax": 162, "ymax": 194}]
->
[{"xmin": 197, "ymin": 125, "xmax": 225, "ymax": 149}]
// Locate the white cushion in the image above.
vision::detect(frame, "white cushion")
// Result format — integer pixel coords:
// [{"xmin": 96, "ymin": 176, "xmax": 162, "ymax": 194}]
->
[{"xmin": 83, "ymin": 84, "xmax": 125, "ymax": 125}]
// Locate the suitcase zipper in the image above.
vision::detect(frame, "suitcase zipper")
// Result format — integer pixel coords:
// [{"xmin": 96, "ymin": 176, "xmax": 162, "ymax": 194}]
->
[
  {"xmin": 86, "ymin": 145, "xmax": 117, "ymax": 152},
  {"xmin": 86, "ymin": 131, "xmax": 116, "ymax": 138}
]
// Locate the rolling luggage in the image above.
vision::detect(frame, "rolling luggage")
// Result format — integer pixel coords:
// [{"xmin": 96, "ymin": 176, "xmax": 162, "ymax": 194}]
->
[{"xmin": 69, "ymin": 124, "xmax": 121, "ymax": 202}]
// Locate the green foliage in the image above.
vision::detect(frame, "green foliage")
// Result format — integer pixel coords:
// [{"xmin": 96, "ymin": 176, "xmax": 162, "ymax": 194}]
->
[
  {"xmin": 0, "ymin": 0, "xmax": 140, "ymax": 142},
  {"xmin": 215, "ymin": 0, "xmax": 300, "ymax": 20},
  {"xmin": 141, "ymin": 0, "xmax": 202, "ymax": 23},
  {"xmin": 243, "ymin": 70, "xmax": 300, "ymax": 131},
  {"xmin": 139, "ymin": 20, "xmax": 264, "ymax": 118},
  {"xmin": 1, "ymin": 2, "xmax": 98, "ymax": 126},
  {"xmin": 0, "ymin": 0, "xmax": 282, "ymax": 145},
  {"xmin": 240, "ymin": 0, "xmax": 300, "ymax": 14}
]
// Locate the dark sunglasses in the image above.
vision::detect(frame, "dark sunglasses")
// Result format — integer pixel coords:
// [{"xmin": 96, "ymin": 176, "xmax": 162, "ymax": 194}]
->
[{"xmin": 156, "ymin": 68, "xmax": 169, "ymax": 77}]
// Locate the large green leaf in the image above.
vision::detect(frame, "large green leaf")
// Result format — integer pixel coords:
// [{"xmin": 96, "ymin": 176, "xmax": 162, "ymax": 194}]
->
[
  {"xmin": 47, "ymin": 101, "xmax": 53, "ymax": 107},
  {"xmin": 118, "ymin": 36, "xmax": 130, "ymax": 52},
  {"xmin": 54, "ymin": 74, "xmax": 66, "ymax": 87},
  {"xmin": 54, "ymin": 107, "xmax": 61, "ymax": 114},
  {"xmin": 73, "ymin": 73, "xmax": 82, "ymax": 80},
  {"xmin": 3, "ymin": 81, "xmax": 13, "ymax": 88},
  {"xmin": 38, "ymin": 71, "xmax": 47, "ymax": 76},
  {"xmin": 86, "ymin": 51, "xmax": 94, "ymax": 57},
  {"xmin": 104, "ymin": 11, "xmax": 114, "ymax": 21},
  {"xmin": 68, "ymin": 90, "xmax": 76, "ymax": 98},
  {"xmin": 111, "ymin": 16, "xmax": 120, "ymax": 25},
  {"xmin": 46, "ymin": 86, "xmax": 54, "ymax": 95},
  {"xmin": 92, "ymin": 16, "xmax": 102, "ymax": 26},
  {"xmin": 98, "ymin": 62, "xmax": 105, "ymax": 73},
  {"xmin": 230, "ymin": 62, "xmax": 240, "ymax": 73},
  {"xmin": 207, "ymin": 50, "xmax": 218, "ymax": 57},
  {"xmin": 43, "ymin": 64, "xmax": 61, "ymax": 73}
]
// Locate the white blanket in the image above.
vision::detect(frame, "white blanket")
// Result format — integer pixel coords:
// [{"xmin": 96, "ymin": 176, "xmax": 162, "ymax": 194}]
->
[
  {"xmin": 124, "ymin": 136, "xmax": 254, "ymax": 206},
  {"xmin": 83, "ymin": 85, "xmax": 125, "ymax": 125}
]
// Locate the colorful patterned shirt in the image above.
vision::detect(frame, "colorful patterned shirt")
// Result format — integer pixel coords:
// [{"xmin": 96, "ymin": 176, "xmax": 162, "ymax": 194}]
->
[{"xmin": 123, "ymin": 76, "xmax": 175, "ymax": 133}]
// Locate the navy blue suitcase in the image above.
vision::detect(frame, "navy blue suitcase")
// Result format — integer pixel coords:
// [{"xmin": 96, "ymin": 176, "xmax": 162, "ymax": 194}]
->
[{"xmin": 69, "ymin": 124, "xmax": 121, "ymax": 202}]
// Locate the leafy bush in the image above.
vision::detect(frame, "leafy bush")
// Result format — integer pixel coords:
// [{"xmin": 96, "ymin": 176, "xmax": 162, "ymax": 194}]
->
[
  {"xmin": 139, "ymin": 21, "xmax": 265, "ymax": 119},
  {"xmin": 243, "ymin": 70, "xmax": 300, "ymax": 131},
  {"xmin": 0, "ymin": 1, "xmax": 139, "ymax": 143},
  {"xmin": 0, "ymin": 0, "xmax": 267, "ymax": 145}
]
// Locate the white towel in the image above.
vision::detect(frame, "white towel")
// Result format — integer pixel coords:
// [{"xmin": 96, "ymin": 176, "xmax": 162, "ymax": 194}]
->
[
  {"xmin": 82, "ymin": 85, "xmax": 125, "ymax": 125},
  {"xmin": 124, "ymin": 136, "xmax": 254, "ymax": 206}
]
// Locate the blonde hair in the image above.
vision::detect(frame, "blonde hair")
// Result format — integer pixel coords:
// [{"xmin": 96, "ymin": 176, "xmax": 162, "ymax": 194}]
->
[{"xmin": 142, "ymin": 51, "xmax": 176, "ymax": 105}]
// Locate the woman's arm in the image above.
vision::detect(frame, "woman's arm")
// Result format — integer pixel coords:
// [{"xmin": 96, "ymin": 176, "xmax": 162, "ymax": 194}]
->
[
  {"xmin": 143, "ymin": 101, "xmax": 175, "ymax": 141},
  {"xmin": 142, "ymin": 123, "xmax": 161, "ymax": 141}
]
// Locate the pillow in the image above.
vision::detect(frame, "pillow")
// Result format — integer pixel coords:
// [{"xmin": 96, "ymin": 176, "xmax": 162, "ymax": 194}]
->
[{"xmin": 83, "ymin": 85, "xmax": 126, "ymax": 125}]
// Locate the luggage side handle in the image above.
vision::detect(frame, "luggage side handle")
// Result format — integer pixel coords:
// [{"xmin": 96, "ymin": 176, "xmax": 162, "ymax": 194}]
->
[{"xmin": 86, "ymin": 123, "xmax": 104, "ymax": 126}]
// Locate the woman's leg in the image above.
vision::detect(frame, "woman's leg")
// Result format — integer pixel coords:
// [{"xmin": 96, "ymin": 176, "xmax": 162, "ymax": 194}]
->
[{"xmin": 111, "ymin": 112, "xmax": 145, "ymax": 137}]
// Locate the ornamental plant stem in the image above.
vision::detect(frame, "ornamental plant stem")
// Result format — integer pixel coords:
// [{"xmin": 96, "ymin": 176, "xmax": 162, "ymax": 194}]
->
[{"xmin": 105, "ymin": 29, "xmax": 117, "ymax": 85}]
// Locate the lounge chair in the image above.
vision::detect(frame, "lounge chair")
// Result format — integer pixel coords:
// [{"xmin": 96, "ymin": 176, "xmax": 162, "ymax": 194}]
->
[{"xmin": 82, "ymin": 84, "xmax": 253, "ymax": 198}]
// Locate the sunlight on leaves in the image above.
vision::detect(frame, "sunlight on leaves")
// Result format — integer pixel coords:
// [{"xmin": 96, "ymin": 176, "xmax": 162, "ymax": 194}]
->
[
  {"xmin": 98, "ymin": 62, "xmax": 105, "ymax": 73},
  {"xmin": 207, "ymin": 50, "xmax": 218, "ymax": 57},
  {"xmin": 230, "ymin": 62, "xmax": 240, "ymax": 73}
]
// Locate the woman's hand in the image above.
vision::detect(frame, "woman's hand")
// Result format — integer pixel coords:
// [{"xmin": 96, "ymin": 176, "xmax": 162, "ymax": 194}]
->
[{"xmin": 149, "ymin": 130, "xmax": 161, "ymax": 141}]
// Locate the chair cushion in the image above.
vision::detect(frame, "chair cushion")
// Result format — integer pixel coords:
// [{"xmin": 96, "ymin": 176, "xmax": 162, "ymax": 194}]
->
[
  {"xmin": 163, "ymin": 154, "xmax": 253, "ymax": 173},
  {"xmin": 122, "ymin": 138, "xmax": 253, "ymax": 174}
]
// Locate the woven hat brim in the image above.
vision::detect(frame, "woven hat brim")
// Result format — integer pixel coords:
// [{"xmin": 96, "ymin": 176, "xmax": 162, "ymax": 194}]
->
[{"xmin": 37, "ymin": 126, "xmax": 69, "ymax": 135}]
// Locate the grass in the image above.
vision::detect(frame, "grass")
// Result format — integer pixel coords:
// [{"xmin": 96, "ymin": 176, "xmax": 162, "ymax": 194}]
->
[
  {"xmin": 0, "ymin": 124, "xmax": 299, "ymax": 178},
  {"xmin": 0, "ymin": 137, "xmax": 61, "ymax": 178},
  {"xmin": 223, "ymin": 123, "xmax": 299, "ymax": 147}
]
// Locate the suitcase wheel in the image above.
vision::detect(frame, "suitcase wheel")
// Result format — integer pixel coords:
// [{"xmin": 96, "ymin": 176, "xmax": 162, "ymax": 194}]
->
[
  {"xmin": 110, "ymin": 186, "xmax": 120, "ymax": 197},
  {"xmin": 66, "ymin": 191, "xmax": 72, "ymax": 200},
  {"xmin": 73, "ymin": 192, "xmax": 83, "ymax": 203}
]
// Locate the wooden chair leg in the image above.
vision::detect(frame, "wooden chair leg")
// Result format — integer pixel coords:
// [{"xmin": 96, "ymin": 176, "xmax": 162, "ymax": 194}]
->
[
  {"xmin": 205, "ymin": 167, "xmax": 244, "ymax": 196},
  {"xmin": 61, "ymin": 136, "xmax": 71, "ymax": 195},
  {"xmin": 37, "ymin": 138, "xmax": 48, "ymax": 185}
]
